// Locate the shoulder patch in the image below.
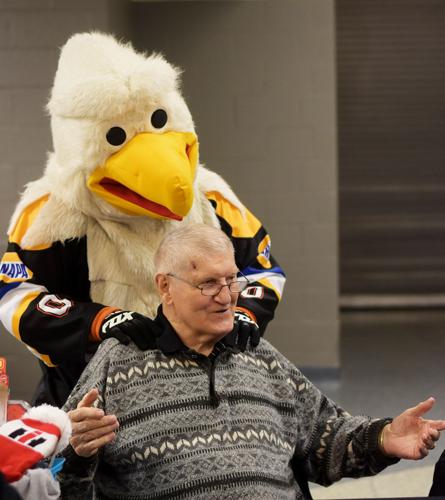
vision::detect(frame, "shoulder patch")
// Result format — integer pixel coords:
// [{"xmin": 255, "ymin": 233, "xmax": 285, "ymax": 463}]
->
[
  {"xmin": 0, "ymin": 252, "xmax": 33, "ymax": 283},
  {"xmin": 9, "ymin": 195, "xmax": 51, "ymax": 250},
  {"xmin": 206, "ymin": 191, "xmax": 261, "ymax": 238}
]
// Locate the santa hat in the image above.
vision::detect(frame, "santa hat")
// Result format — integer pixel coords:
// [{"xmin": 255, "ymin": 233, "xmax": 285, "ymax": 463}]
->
[{"xmin": 0, "ymin": 404, "xmax": 71, "ymax": 482}]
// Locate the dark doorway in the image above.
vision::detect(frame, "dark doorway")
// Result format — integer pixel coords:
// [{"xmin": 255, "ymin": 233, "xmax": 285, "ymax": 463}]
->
[{"xmin": 337, "ymin": 0, "xmax": 445, "ymax": 306}]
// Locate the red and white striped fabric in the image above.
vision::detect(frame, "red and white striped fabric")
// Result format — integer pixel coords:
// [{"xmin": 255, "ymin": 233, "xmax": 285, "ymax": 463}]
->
[{"xmin": 0, "ymin": 404, "xmax": 71, "ymax": 482}]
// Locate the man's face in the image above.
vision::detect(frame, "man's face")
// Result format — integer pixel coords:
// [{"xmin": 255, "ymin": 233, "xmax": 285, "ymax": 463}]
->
[{"xmin": 165, "ymin": 250, "xmax": 239, "ymax": 342}]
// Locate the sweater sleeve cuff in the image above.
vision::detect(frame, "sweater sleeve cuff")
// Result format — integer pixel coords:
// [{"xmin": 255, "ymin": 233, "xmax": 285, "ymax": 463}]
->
[
  {"xmin": 61, "ymin": 444, "xmax": 98, "ymax": 475},
  {"xmin": 367, "ymin": 418, "xmax": 400, "ymax": 466}
]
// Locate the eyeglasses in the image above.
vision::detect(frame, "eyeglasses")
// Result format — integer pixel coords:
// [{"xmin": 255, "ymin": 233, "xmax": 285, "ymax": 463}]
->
[{"xmin": 167, "ymin": 272, "xmax": 249, "ymax": 296}]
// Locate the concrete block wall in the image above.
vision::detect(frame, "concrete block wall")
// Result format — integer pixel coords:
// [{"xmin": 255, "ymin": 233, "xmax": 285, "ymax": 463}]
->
[
  {"xmin": 131, "ymin": 0, "xmax": 339, "ymax": 371},
  {"xmin": 0, "ymin": 0, "xmax": 125, "ymax": 401}
]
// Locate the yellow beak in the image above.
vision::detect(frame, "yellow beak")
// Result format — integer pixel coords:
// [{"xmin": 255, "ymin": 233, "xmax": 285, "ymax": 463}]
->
[{"xmin": 87, "ymin": 131, "xmax": 198, "ymax": 220}]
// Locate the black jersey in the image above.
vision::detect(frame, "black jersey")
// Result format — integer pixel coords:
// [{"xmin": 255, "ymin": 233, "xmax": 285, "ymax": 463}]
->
[{"xmin": 0, "ymin": 191, "xmax": 285, "ymax": 405}]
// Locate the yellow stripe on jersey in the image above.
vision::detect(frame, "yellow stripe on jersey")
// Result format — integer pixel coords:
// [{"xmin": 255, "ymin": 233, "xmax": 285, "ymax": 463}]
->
[
  {"xmin": 11, "ymin": 290, "xmax": 41, "ymax": 340},
  {"xmin": 27, "ymin": 346, "xmax": 57, "ymax": 368},
  {"xmin": 9, "ymin": 194, "xmax": 51, "ymax": 250},
  {"xmin": 258, "ymin": 277, "xmax": 282, "ymax": 300},
  {"xmin": 206, "ymin": 191, "xmax": 262, "ymax": 238},
  {"xmin": 11, "ymin": 289, "xmax": 57, "ymax": 367}
]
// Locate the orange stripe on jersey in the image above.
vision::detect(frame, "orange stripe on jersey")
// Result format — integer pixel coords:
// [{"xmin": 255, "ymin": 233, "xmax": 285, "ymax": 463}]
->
[
  {"xmin": 206, "ymin": 191, "xmax": 261, "ymax": 238},
  {"xmin": 9, "ymin": 195, "xmax": 51, "ymax": 250},
  {"xmin": 90, "ymin": 306, "xmax": 121, "ymax": 342},
  {"xmin": 235, "ymin": 306, "xmax": 257, "ymax": 324}
]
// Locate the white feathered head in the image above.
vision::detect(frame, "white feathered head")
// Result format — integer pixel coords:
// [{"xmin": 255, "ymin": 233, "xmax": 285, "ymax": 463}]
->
[{"xmin": 46, "ymin": 32, "xmax": 199, "ymax": 222}]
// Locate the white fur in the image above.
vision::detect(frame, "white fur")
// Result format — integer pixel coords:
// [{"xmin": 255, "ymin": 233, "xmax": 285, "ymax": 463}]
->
[
  {"xmin": 8, "ymin": 32, "xmax": 246, "ymax": 316},
  {"xmin": 25, "ymin": 404, "xmax": 72, "ymax": 455},
  {"xmin": 48, "ymin": 33, "xmax": 181, "ymax": 120}
]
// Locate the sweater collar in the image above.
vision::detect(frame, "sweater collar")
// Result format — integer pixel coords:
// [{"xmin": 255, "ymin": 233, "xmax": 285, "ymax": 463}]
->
[{"xmin": 153, "ymin": 305, "xmax": 238, "ymax": 356}]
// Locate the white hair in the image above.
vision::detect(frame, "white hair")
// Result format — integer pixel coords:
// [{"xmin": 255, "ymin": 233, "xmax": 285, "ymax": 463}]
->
[{"xmin": 154, "ymin": 223, "xmax": 235, "ymax": 275}]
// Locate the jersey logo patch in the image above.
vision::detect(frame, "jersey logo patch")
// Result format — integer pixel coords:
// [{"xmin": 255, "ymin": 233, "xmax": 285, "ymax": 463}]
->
[
  {"xmin": 37, "ymin": 295, "xmax": 73, "ymax": 317},
  {"xmin": 257, "ymin": 235, "xmax": 272, "ymax": 269},
  {"xmin": 0, "ymin": 253, "xmax": 33, "ymax": 282},
  {"xmin": 102, "ymin": 311, "xmax": 133, "ymax": 333}
]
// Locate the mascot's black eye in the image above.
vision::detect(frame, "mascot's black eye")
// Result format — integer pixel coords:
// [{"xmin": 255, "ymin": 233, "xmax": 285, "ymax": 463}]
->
[
  {"xmin": 151, "ymin": 109, "xmax": 168, "ymax": 129},
  {"xmin": 106, "ymin": 127, "xmax": 127, "ymax": 146}
]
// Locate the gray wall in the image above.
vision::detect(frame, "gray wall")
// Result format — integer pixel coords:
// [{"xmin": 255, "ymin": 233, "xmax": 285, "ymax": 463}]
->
[
  {"xmin": 0, "ymin": 0, "xmax": 123, "ymax": 401},
  {"xmin": 0, "ymin": 0, "xmax": 338, "ymax": 402},
  {"xmin": 132, "ymin": 0, "xmax": 339, "ymax": 371}
]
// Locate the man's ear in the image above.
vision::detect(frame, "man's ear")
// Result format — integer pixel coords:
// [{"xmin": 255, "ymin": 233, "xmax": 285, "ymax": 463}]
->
[{"xmin": 155, "ymin": 273, "xmax": 172, "ymax": 303}]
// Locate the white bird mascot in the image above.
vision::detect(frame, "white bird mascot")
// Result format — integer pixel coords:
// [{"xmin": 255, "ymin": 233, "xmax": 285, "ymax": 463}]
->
[{"xmin": 0, "ymin": 32, "xmax": 285, "ymax": 407}]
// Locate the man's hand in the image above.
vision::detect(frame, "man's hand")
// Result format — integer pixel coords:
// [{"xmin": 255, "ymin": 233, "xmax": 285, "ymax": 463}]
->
[
  {"xmin": 381, "ymin": 397, "xmax": 445, "ymax": 460},
  {"xmin": 68, "ymin": 389, "xmax": 119, "ymax": 457},
  {"xmin": 233, "ymin": 310, "xmax": 261, "ymax": 351},
  {"xmin": 100, "ymin": 310, "xmax": 160, "ymax": 350}
]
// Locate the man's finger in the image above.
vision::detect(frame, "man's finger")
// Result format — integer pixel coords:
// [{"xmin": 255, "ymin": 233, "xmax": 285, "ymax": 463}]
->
[
  {"xmin": 430, "ymin": 420, "xmax": 445, "ymax": 431},
  {"xmin": 430, "ymin": 428, "xmax": 441, "ymax": 441},
  {"xmin": 69, "ymin": 406, "xmax": 104, "ymax": 422},
  {"xmin": 423, "ymin": 432, "xmax": 435, "ymax": 450},
  {"xmin": 405, "ymin": 397, "xmax": 435, "ymax": 417},
  {"xmin": 77, "ymin": 388, "xmax": 100, "ymax": 409},
  {"xmin": 70, "ymin": 431, "xmax": 116, "ymax": 458},
  {"xmin": 421, "ymin": 426, "xmax": 442, "ymax": 445},
  {"xmin": 72, "ymin": 421, "xmax": 119, "ymax": 443},
  {"xmin": 71, "ymin": 415, "xmax": 118, "ymax": 434}
]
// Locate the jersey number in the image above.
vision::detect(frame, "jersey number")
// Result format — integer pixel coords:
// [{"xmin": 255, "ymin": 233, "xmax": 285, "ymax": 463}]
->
[{"xmin": 37, "ymin": 295, "xmax": 73, "ymax": 317}]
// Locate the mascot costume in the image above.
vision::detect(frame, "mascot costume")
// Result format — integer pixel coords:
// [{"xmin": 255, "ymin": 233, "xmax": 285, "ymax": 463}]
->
[{"xmin": 0, "ymin": 33, "xmax": 285, "ymax": 407}]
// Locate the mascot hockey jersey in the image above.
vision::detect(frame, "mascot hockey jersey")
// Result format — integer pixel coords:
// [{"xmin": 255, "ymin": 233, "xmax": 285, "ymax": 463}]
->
[{"xmin": 0, "ymin": 33, "xmax": 285, "ymax": 406}]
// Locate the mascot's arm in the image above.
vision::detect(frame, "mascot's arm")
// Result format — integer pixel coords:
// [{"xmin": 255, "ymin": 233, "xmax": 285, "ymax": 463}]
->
[
  {"xmin": 206, "ymin": 191, "xmax": 285, "ymax": 335},
  {"xmin": 0, "ymin": 200, "xmax": 104, "ymax": 368}
]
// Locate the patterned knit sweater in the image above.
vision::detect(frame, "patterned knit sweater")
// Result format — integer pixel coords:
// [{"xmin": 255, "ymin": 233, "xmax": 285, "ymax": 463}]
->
[{"xmin": 59, "ymin": 311, "xmax": 397, "ymax": 499}]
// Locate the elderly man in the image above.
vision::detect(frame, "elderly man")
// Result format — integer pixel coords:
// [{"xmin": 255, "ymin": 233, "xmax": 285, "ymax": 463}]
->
[{"xmin": 60, "ymin": 224, "xmax": 445, "ymax": 500}]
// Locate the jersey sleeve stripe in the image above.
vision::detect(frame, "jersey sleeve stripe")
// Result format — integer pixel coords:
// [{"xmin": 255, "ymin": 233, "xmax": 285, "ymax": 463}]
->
[
  {"xmin": 12, "ymin": 289, "xmax": 44, "ymax": 341},
  {"xmin": 25, "ymin": 346, "xmax": 57, "ymax": 368},
  {"xmin": 8, "ymin": 195, "xmax": 51, "ymax": 250},
  {"xmin": 243, "ymin": 270, "xmax": 286, "ymax": 299},
  {"xmin": 242, "ymin": 265, "xmax": 285, "ymax": 278},
  {"xmin": 258, "ymin": 276, "xmax": 285, "ymax": 300},
  {"xmin": 235, "ymin": 306, "xmax": 257, "ymax": 323},
  {"xmin": 206, "ymin": 191, "xmax": 262, "ymax": 238},
  {"xmin": 0, "ymin": 282, "xmax": 47, "ymax": 337},
  {"xmin": 0, "ymin": 281, "xmax": 21, "ymax": 300},
  {"xmin": 90, "ymin": 306, "xmax": 121, "ymax": 342}
]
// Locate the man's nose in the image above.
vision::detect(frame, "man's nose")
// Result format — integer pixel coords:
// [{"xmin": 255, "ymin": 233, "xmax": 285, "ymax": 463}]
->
[{"xmin": 214, "ymin": 284, "xmax": 232, "ymax": 303}]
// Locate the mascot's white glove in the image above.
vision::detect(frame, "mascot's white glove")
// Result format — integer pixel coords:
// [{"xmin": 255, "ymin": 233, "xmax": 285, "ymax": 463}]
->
[
  {"xmin": 99, "ymin": 311, "xmax": 161, "ymax": 350},
  {"xmin": 233, "ymin": 310, "xmax": 260, "ymax": 351}
]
